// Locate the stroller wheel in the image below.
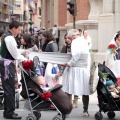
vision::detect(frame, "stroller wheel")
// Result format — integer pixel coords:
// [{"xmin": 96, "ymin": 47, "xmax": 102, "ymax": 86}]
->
[
  {"xmin": 57, "ymin": 113, "xmax": 66, "ymax": 120},
  {"xmin": 52, "ymin": 115, "xmax": 62, "ymax": 120},
  {"xmin": 62, "ymin": 114, "xmax": 66, "ymax": 120},
  {"xmin": 15, "ymin": 92, "xmax": 19, "ymax": 108},
  {"xmin": 94, "ymin": 112, "xmax": 103, "ymax": 120},
  {"xmin": 107, "ymin": 111, "xmax": 115, "ymax": 119},
  {"xmin": 26, "ymin": 114, "xmax": 36, "ymax": 120},
  {"xmin": 33, "ymin": 111, "xmax": 41, "ymax": 120}
]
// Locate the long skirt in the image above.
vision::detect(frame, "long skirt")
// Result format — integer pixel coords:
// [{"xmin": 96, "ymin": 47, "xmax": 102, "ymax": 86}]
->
[{"xmin": 62, "ymin": 67, "xmax": 91, "ymax": 96}]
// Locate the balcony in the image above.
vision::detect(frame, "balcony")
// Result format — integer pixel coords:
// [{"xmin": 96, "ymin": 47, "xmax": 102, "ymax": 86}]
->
[
  {"xmin": 34, "ymin": 0, "xmax": 38, "ymax": 4},
  {"xmin": 0, "ymin": 0, "xmax": 8, "ymax": 4},
  {"xmin": 0, "ymin": 13, "xmax": 9, "ymax": 22},
  {"xmin": 1, "ymin": 0, "xmax": 8, "ymax": 5},
  {"xmin": 23, "ymin": 15, "xmax": 27, "ymax": 21}
]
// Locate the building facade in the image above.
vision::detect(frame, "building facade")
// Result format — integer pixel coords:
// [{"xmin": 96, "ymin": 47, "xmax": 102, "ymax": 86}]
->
[
  {"xmin": 0, "ymin": 0, "xmax": 41, "ymax": 33},
  {"xmin": 41, "ymin": 0, "xmax": 120, "ymax": 63},
  {"xmin": 24, "ymin": 0, "xmax": 41, "ymax": 33},
  {"xmin": 32, "ymin": 0, "xmax": 41, "ymax": 29},
  {"xmin": 0, "ymin": 0, "xmax": 14, "ymax": 30},
  {"xmin": 41, "ymin": 0, "xmax": 90, "ymax": 50}
]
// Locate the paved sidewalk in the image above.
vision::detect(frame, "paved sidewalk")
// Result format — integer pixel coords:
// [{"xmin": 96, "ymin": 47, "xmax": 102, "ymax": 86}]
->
[{"xmin": 0, "ymin": 92, "xmax": 120, "ymax": 120}]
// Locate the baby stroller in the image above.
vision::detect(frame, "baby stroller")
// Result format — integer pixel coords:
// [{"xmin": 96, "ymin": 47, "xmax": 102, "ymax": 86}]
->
[
  {"xmin": 19, "ymin": 56, "xmax": 72, "ymax": 120},
  {"xmin": 94, "ymin": 62, "xmax": 120, "ymax": 120}
]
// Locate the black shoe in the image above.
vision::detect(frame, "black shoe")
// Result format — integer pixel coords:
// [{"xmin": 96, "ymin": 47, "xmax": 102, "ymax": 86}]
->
[
  {"xmin": 3, "ymin": 112, "xmax": 18, "ymax": 117},
  {"xmin": 13, "ymin": 112, "xmax": 18, "ymax": 116},
  {"xmin": 4, "ymin": 113, "xmax": 22, "ymax": 119},
  {"xmin": 0, "ymin": 105, "xmax": 4, "ymax": 110}
]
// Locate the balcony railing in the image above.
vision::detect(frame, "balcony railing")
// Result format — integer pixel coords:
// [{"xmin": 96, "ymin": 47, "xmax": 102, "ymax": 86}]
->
[{"xmin": 0, "ymin": 13, "xmax": 9, "ymax": 22}]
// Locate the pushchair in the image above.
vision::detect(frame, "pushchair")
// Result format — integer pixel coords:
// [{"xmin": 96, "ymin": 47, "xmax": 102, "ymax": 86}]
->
[
  {"xmin": 94, "ymin": 62, "xmax": 120, "ymax": 120},
  {"xmin": 19, "ymin": 56, "xmax": 72, "ymax": 120}
]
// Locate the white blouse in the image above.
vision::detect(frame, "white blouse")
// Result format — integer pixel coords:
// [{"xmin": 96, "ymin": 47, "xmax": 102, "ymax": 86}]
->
[{"xmin": 5, "ymin": 36, "xmax": 27, "ymax": 61}]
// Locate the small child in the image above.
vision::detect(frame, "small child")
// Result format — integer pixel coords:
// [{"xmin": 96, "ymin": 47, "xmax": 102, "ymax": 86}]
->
[
  {"xmin": 35, "ymin": 65, "xmax": 49, "ymax": 91},
  {"xmin": 44, "ymin": 63, "xmax": 62, "ymax": 88},
  {"xmin": 106, "ymin": 80, "xmax": 120, "ymax": 98}
]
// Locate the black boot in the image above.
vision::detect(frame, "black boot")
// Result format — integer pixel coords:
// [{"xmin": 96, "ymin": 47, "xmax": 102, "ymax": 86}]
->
[{"xmin": 82, "ymin": 95, "xmax": 89, "ymax": 116}]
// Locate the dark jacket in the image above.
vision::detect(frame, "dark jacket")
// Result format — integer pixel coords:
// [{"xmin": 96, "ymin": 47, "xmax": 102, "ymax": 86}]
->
[
  {"xmin": 116, "ymin": 48, "xmax": 120, "ymax": 60},
  {"xmin": 60, "ymin": 45, "xmax": 71, "ymax": 53},
  {"xmin": 15, "ymin": 35, "xmax": 21, "ymax": 48},
  {"xmin": 45, "ymin": 41, "xmax": 58, "ymax": 52}
]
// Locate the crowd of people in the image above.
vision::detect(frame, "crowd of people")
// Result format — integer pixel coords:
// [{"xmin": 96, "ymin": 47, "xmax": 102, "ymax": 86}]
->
[
  {"xmin": 1, "ymin": 20, "xmax": 120, "ymax": 119},
  {"xmin": 0, "ymin": 20, "xmax": 93, "ymax": 119}
]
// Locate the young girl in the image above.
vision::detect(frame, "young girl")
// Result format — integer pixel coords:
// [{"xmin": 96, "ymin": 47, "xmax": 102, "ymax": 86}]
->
[
  {"xmin": 44, "ymin": 63, "xmax": 62, "ymax": 88},
  {"xmin": 20, "ymin": 34, "xmax": 39, "ymax": 58}
]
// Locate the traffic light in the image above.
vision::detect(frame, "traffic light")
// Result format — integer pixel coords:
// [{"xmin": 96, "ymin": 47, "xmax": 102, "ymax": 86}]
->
[{"xmin": 67, "ymin": 2, "xmax": 76, "ymax": 16}]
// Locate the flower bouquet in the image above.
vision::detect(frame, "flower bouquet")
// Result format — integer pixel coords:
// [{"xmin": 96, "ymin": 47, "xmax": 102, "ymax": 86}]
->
[
  {"xmin": 40, "ymin": 92, "xmax": 52, "ymax": 101},
  {"xmin": 22, "ymin": 60, "xmax": 33, "ymax": 71},
  {"xmin": 108, "ymin": 44, "xmax": 118, "ymax": 54}
]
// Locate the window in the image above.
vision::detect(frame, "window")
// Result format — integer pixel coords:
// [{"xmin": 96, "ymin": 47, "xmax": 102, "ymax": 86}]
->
[
  {"xmin": 24, "ymin": 0, "xmax": 26, "ymax": 4},
  {"xmin": 39, "ymin": 7, "xmax": 41, "ymax": 15},
  {"xmin": 14, "ymin": 1, "xmax": 21, "ymax": 9}
]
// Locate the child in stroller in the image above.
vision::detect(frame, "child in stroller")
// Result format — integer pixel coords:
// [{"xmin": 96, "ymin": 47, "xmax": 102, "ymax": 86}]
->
[
  {"xmin": 34, "ymin": 63, "xmax": 50, "ymax": 91},
  {"xmin": 20, "ymin": 56, "xmax": 73, "ymax": 120},
  {"xmin": 106, "ymin": 80, "xmax": 120, "ymax": 98},
  {"xmin": 95, "ymin": 63, "xmax": 120, "ymax": 120}
]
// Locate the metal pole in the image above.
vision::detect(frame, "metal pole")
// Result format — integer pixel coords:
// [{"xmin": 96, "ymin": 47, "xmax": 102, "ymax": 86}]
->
[
  {"xmin": 31, "ymin": 13, "xmax": 32, "ymax": 35},
  {"xmin": 73, "ymin": 15, "xmax": 75, "ymax": 29},
  {"xmin": 72, "ymin": 0, "xmax": 76, "ymax": 29}
]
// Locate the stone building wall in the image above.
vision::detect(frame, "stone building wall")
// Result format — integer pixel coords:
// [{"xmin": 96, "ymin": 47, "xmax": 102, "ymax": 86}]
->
[{"xmin": 41, "ymin": 0, "xmax": 120, "ymax": 63}]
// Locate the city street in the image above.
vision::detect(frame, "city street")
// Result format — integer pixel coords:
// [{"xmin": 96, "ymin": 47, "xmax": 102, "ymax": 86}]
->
[
  {"xmin": 0, "ymin": 92, "xmax": 120, "ymax": 120},
  {"xmin": 0, "ymin": 0, "xmax": 120, "ymax": 120}
]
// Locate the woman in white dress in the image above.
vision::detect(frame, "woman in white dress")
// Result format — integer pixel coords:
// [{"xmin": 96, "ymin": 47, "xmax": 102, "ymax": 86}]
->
[
  {"xmin": 62, "ymin": 29, "xmax": 91, "ymax": 116},
  {"xmin": 81, "ymin": 30, "xmax": 92, "ymax": 51},
  {"xmin": 106, "ymin": 32, "xmax": 120, "ymax": 85}
]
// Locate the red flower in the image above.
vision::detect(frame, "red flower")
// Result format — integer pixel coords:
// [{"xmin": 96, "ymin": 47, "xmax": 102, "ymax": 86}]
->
[
  {"xmin": 108, "ymin": 44, "xmax": 116, "ymax": 49},
  {"xmin": 108, "ymin": 44, "xmax": 118, "ymax": 54},
  {"xmin": 40, "ymin": 92, "xmax": 52, "ymax": 101},
  {"xmin": 60, "ymin": 64, "xmax": 65, "ymax": 66},
  {"xmin": 22, "ymin": 60, "xmax": 33, "ymax": 71}
]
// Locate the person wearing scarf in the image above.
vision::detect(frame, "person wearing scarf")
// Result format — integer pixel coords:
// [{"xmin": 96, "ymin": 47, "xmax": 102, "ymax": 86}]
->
[{"xmin": 106, "ymin": 32, "xmax": 120, "ymax": 86}]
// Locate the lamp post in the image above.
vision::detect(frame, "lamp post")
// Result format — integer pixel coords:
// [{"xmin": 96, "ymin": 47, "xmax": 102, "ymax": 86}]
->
[{"xmin": 29, "ymin": 8, "xmax": 33, "ymax": 35}]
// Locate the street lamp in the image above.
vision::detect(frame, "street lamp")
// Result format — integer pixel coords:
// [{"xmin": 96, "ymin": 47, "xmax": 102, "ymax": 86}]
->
[{"xmin": 29, "ymin": 8, "xmax": 33, "ymax": 35}]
